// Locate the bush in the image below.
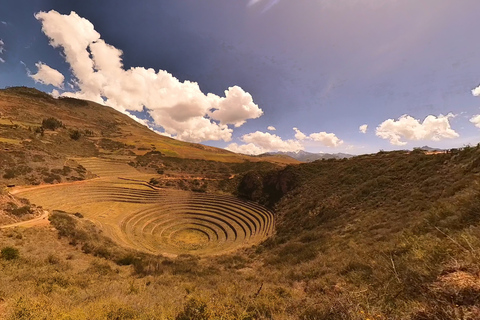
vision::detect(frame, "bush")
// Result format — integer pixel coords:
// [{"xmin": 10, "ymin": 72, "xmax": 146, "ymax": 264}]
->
[
  {"xmin": 9, "ymin": 205, "xmax": 32, "ymax": 217},
  {"xmin": 49, "ymin": 212, "xmax": 78, "ymax": 238},
  {"xmin": 69, "ymin": 130, "xmax": 81, "ymax": 140},
  {"xmin": 41, "ymin": 117, "xmax": 63, "ymax": 130},
  {"xmin": 1, "ymin": 246, "xmax": 20, "ymax": 260}
]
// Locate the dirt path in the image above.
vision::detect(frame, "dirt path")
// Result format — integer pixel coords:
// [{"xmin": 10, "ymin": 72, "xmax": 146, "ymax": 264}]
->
[{"xmin": 0, "ymin": 211, "xmax": 49, "ymax": 229}]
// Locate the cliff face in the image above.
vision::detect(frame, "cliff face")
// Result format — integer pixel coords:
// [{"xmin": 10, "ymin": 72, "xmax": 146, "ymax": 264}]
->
[{"xmin": 237, "ymin": 165, "xmax": 300, "ymax": 207}]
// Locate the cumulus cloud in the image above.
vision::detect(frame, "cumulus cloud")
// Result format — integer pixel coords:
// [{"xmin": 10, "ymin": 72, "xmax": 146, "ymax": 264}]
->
[
  {"xmin": 309, "ymin": 131, "xmax": 343, "ymax": 147},
  {"xmin": 376, "ymin": 114, "xmax": 459, "ymax": 146},
  {"xmin": 225, "ymin": 143, "xmax": 266, "ymax": 155},
  {"xmin": 226, "ymin": 131, "xmax": 302, "ymax": 155},
  {"xmin": 293, "ymin": 127, "xmax": 307, "ymax": 140},
  {"xmin": 208, "ymin": 86, "xmax": 263, "ymax": 127},
  {"xmin": 359, "ymin": 124, "xmax": 368, "ymax": 134},
  {"xmin": 29, "ymin": 62, "xmax": 65, "ymax": 87},
  {"xmin": 227, "ymin": 127, "xmax": 343, "ymax": 155},
  {"xmin": 267, "ymin": 126, "xmax": 276, "ymax": 131},
  {"xmin": 34, "ymin": 10, "xmax": 263, "ymax": 143},
  {"xmin": 293, "ymin": 127, "xmax": 343, "ymax": 147},
  {"xmin": 470, "ymin": 115, "xmax": 480, "ymax": 128},
  {"xmin": 242, "ymin": 131, "xmax": 302, "ymax": 152},
  {"xmin": 473, "ymin": 85, "xmax": 480, "ymax": 97}
]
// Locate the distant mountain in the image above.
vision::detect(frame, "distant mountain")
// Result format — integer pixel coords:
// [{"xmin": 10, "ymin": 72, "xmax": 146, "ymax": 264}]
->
[
  {"xmin": 263, "ymin": 150, "xmax": 354, "ymax": 162},
  {"xmin": 416, "ymin": 146, "xmax": 445, "ymax": 152}
]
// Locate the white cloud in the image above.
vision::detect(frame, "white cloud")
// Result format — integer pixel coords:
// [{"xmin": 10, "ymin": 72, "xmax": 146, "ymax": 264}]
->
[
  {"xmin": 29, "ymin": 62, "xmax": 65, "ymax": 87},
  {"xmin": 242, "ymin": 131, "xmax": 302, "ymax": 152},
  {"xmin": 226, "ymin": 131, "xmax": 302, "ymax": 155},
  {"xmin": 293, "ymin": 127, "xmax": 307, "ymax": 140},
  {"xmin": 267, "ymin": 126, "xmax": 276, "ymax": 131},
  {"xmin": 309, "ymin": 131, "xmax": 343, "ymax": 147},
  {"xmin": 472, "ymin": 85, "xmax": 480, "ymax": 97},
  {"xmin": 225, "ymin": 143, "xmax": 266, "ymax": 155},
  {"xmin": 359, "ymin": 124, "xmax": 368, "ymax": 134},
  {"xmin": 376, "ymin": 114, "xmax": 459, "ymax": 146},
  {"xmin": 226, "ymin": 127, "xmax": 343, "ymax": 155},
  {"xmin": 51, "ymin": 89, "xmax": 60, "ymax": 98},
  {"xmin": 34, "ymin": 10, "xmax": 263, "ymax": 143},
  {"xmin": 208, "ymin": 86, "xmax": 263, "ymax": 127},
  {"xmin": 470, "ymin": 115, "xmax": 480, "ymax": 128},
  {"xmin": 293, "ymin": 127, "xmax": 343, "ymax": 147}
]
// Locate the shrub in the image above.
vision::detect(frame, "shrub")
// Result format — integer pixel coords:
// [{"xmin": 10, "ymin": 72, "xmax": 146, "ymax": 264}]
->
[
  {"xmin": 1, "ymin": 246, "xmax": 20, "ymax": 260},
  {"xmin": 49, "ymin": 212, "xmax": 78, "ymax": 238},
  {"xmin": 9, "ymin": 205, "xmax": 32, "ymax": 217},
  {"xmin": 41, "ymin": 117, "xmax": 63, "ymax": 130},
  {"xmin": 69, "ymin": 130, "xmax": 81, "ymax": 140}
]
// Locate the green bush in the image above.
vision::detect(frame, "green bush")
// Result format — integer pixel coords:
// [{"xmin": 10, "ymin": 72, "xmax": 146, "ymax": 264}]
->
[
  {"xmin": 1, "ymin": 246, "xmax": 20, "ymax": 260},
  {"xmin": 41, "ymin": 117, "xmax": 63, "ymax": 130}
]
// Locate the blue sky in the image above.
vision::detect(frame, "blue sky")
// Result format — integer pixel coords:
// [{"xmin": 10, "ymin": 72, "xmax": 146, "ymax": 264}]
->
[{"xmin": 1, "ymin": 0, "xmax": 480, "ymax": 154}]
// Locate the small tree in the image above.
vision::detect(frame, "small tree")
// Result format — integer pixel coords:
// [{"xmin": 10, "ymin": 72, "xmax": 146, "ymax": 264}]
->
[{"xmin": 42, "ymin": 117, "xmax": 63, "ymax": 131}]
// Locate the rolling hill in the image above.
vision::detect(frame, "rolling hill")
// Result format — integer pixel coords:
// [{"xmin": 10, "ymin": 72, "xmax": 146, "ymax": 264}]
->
[{"xmin": 0, "ymin": 86, "xmax": 297, "ymax": 163}]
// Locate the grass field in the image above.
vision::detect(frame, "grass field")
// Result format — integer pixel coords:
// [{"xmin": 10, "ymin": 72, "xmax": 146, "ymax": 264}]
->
[{"xmin": 13, "ymin": 157, "xmax": 274, "ymax": 257}]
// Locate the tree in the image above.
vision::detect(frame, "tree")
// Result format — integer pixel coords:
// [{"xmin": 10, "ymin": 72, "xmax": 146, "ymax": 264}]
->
[{"xmin": 42, "ymin": 117, "xmax": 63, "ymax": 130}]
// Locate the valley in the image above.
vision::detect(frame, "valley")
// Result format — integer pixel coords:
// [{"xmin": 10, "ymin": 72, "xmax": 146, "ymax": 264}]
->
[{"xmin": 1, "ymin": 88, "xmax": 480, "ymax": 319}]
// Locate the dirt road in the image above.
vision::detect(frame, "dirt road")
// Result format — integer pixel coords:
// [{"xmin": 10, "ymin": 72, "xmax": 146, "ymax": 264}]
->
[{"xmin": 0, "ymin": 211, "xmax": 49, "ymax": 229}]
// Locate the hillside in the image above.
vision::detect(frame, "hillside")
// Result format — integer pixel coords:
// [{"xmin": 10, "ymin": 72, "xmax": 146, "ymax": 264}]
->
[
  {"xmin": 0, "ymin": 87, "xmax": 297, "ymax": 187},
  {"xmin": 1, "ymin": 88, "xmax": 480, "ymax": 319},
  {"xmin": 0, "ymin": 87, "xmax": 297, "ymax": 162}
]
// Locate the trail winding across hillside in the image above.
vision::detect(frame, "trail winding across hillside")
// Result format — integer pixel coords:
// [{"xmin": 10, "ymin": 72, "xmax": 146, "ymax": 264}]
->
[{"xmin": 0, "ymin": 211, "xmax": 49, "ymax": 229}]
